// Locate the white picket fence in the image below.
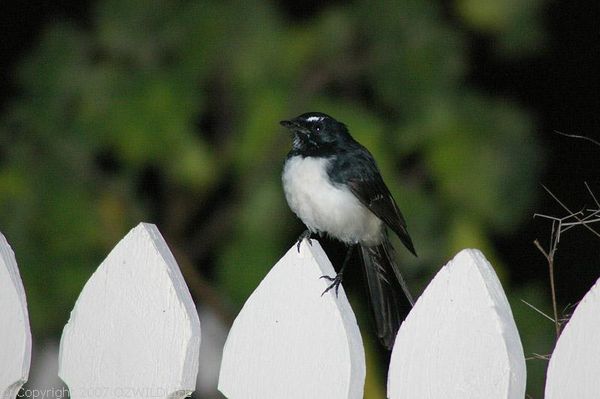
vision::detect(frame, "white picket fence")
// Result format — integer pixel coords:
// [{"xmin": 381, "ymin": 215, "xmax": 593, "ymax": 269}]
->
[{"xmin": 1, "ymin": 223, "xmax": 599, "ymax": 398}]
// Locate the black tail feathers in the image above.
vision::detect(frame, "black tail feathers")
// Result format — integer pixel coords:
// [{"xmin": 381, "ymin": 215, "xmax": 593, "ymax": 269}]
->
[{"xmin": 360, "ymin": 237, "xmax": 414, "ymax": 350}]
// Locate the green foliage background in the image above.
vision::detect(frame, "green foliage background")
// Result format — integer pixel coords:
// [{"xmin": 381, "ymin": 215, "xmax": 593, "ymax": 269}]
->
[{"xmin": 0, "ymin": 0, "xmax": 554, "ymax": 397}]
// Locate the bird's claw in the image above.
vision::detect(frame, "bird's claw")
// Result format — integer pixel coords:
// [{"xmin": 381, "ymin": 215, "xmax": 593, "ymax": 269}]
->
[
  {"xmin": 296, "ymin": 230, "xmax": 313, "ymax": 252},
  {"xmin": 320, "ymin": 273, "xmax": 344, "ymax": 297}
]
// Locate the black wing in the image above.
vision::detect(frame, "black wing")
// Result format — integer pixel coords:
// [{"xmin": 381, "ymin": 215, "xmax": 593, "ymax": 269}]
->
[{"xmin": 331, "ymin": 147, "xmax": 417, "ymax": 256}]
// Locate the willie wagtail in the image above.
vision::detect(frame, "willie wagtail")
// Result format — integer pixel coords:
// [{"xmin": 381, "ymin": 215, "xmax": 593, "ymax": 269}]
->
[{"xmin": 280, "ymin": 112, "xmax": 417, "ymax": 349}]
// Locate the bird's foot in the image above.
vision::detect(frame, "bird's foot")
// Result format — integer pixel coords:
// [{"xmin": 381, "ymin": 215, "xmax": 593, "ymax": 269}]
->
[
  {"xmin": 296, "ymin": 229, "xmax": 313, "ymax": 252},
  {"xmin": 320, "ymin": 272, "xmax": 344, "ymax": 297}
]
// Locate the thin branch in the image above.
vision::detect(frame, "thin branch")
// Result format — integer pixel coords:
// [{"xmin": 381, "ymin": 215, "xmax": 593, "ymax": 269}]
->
[
  {"xmin": 560, "ymin": 210, "xmax": 600, "ymax": 233},
  {"xmin": 533, "ymin": 238, "xmax": 560, "ymax": 338},
  {"xmin": 525, "ymin": 353, "xmax": 551, "ymax": 361},
  {"xmin": 542, "ymin": 185, "xmax": 600, "ymax": 238},
  {"xmin": 520, "ymin": 299, "xmax": 556, "ymax": 323},
  {"xmin": 562, "ymin": 217, "xmax": 600, "ymax": 227},
  {"xmin": 585, "ymin": 182, "xmax": 600, "ymax": 207},
  {"xmin": 533, "ymin": 213, "xmax": 563, "ymax": 222},
  {"xmin": 533, "ymin": 239, "xmax": 550, "ymax": 261},
  {"xmin": 555, "ymin": 130, "xmax": 600, "ymax": 148}
]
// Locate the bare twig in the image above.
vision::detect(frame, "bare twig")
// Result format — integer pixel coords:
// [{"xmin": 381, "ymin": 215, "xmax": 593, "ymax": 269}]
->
[
  {"xmin": 555, "ymin": 130, "xmax": 600, "ymax": 148},
  {"xmin": 533, "ymin": 238, "xmax": 560, "ymax": 338},
  {"xmin": 542, "ymin": 185, "xmax": 600, "ymax": 238},
  {"xmin": 562, "ymin": 217, "xmax": 600, "ymax": 226},
  {"xmin": 586, "ymin": 182, "xmax": 600, "ymax": 207},
  {"xmin": 520, "ymin": 299, "xmax": 555, "ymax": 323},
  {"xmin": 533, "ymin": 183, "xmax": 600, "ymax": 340},
  {"xmin": 525, "ymin": 353, "xmax": 551, "ymax": 361}
]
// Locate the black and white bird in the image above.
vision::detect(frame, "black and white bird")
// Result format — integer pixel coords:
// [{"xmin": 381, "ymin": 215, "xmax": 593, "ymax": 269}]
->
[{"xmin": 280, "ymin": 112, "xmax": 417, "ymax": 349}]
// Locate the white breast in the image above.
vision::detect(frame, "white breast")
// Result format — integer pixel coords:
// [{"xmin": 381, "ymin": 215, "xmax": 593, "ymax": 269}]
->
[{"xmin": 282, "ymin": 155, "xmax": 383, "ymax": 245}]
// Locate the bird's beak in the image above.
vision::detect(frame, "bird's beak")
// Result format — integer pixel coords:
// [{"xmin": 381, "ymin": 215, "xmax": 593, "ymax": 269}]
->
[
  {"xmin": 280, "ymin": 120, "xmax": 296, "ymax": 129},
  {"xmin": 280, "ymin": 119, "xmax": 309, "ymax": 134}
]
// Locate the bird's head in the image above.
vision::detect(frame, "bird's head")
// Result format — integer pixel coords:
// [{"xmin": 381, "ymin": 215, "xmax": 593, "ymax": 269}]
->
[{"xmin": 280, "ymin": 112, "xmax": 351, "ymax": 155}]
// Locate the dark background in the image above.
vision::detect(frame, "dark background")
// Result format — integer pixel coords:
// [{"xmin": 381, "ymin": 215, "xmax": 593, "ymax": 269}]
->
[{"xmin": 3, "ymin": 0, "xmax": 598, "ymax": 316}]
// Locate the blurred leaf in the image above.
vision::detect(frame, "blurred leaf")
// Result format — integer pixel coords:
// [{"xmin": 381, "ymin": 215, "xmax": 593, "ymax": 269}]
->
[
  {"xmin": 457, "ymin": 0, "xmax": 545, "ymax": 55},
  {"xmin": 233, "ymin": 89, "xmax": 288, "ymax": 172},
  {"xmin": 19, "ymin": 24, "xmax": 89, "ymax": 97},
  {"xmin": 217, "ymin": 180, "xmax": 289, "ymax": 305},
  {"xmin": 168, "ymin": 136, "xmax": 217, "ymax": 190},
  {"xmin": 95, "ymin": 0, "xmax": 186, "ymax": 65},
  {"xmin": 357, "ymin": 1, "xmax": 466, "ymax": 112},
  {"xmin": 424, "ymin": 94, "xmax": 541, "ymax": 231}
]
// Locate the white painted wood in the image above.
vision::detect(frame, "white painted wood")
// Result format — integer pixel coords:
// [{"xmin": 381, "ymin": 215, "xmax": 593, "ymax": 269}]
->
[
  {"xmin": 58, "ymin": 223, "xmax": 201, "ymax": 399},
  {"xmin": 0, "ymin": 232, "xmax": 32, "ymax": 399},
  {"xmin": 388, "ymin": 249, "xmax": 526, "ymax": 399},
  {"xmin": 545, "ymin": 275, "xmax": 600, "ymax": 398},
  {"xmin": 218, "ymin": 240, "xmax": 365, "ymax": 399}
]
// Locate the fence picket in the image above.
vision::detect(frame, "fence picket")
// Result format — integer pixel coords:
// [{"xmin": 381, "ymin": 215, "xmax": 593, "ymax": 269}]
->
[
  {"xmin": 58, "ymin": 223, "xmax": 201, "ymax": 399},
  {"xmin": 218, "ymin": 240, "xmax": 365, "ymax": 399},
  {"xmin": 387, "ymin": 249, "xmax": 526, "ymax": 399},
  {"xmin": 2, "ymin": 221, "xmax": 599, "ymax": 397},
  {"xmin": 545, "ymin": 275, "xmax": 600, "ymax": 398},
  {"xmin": 0, "ymin": 233, "xmax": 31, "ymax": 399}
]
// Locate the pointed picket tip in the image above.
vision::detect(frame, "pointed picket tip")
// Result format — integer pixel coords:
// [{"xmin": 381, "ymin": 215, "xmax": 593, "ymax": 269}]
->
[
  {"xmin": 388, "ymin": 249, "xmax": 525, "ymax": 399},
  {"xmin": 59, "ymin": 223, "xmax": 201, "ymax": 399},
  {"xmin": 219, "ymin": 240, "xmax": 365, "ymax": 399},
  {"xmin": 0, "ymin": 232, "xmax": 32, "ymax": 399},
  {"xmin": 545, "ymin": 275, "xmax": 600, "ymax": 398}
]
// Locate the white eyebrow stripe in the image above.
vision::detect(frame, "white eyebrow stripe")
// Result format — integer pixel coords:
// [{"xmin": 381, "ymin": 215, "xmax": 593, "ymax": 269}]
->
[{"xmin": 306, "ymin": 116, "xmax": 323, "ymax": 122}]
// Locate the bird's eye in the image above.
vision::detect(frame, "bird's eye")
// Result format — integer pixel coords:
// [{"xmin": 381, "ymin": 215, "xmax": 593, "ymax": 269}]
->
[{"xmin": 314, "ymin": 124, "xmax": 322, "ymax": 133}]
